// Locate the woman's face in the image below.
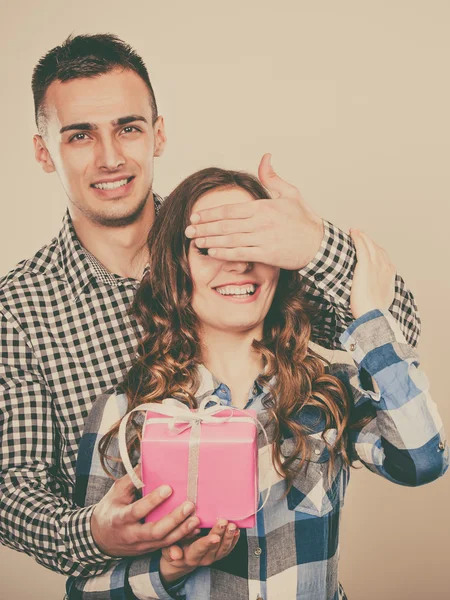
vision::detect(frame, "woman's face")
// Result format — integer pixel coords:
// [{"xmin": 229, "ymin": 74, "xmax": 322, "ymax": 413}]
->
[{"xmin": 188, "ymin": 186, "xmax": 280, "ymax": 336}]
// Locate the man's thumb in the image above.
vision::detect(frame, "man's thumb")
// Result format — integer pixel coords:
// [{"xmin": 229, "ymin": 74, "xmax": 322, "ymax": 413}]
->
[
  {"xmin": 115, "ymin": 462, "xmax": 142, "ymax": 495},
  {"xmin": 258, "ymin": 153, "xmax": 298, "ymax": 199}
]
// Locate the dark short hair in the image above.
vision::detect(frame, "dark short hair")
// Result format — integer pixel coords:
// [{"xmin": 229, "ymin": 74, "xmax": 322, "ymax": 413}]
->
[{"xmin": 32, "ymin": 33, "xmax": 158, "ymax": 134}]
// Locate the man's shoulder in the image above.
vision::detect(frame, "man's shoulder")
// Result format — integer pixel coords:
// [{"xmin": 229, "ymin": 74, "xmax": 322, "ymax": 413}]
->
[{"xmin": 0, "ymin": 235, "xmax": 62, "ymax": 303}]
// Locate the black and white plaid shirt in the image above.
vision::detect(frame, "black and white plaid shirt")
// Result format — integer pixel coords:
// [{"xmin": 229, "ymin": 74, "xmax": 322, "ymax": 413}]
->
[{"xmin": 0, "ymin": 198, "xmax": 420, "ymax": 577}]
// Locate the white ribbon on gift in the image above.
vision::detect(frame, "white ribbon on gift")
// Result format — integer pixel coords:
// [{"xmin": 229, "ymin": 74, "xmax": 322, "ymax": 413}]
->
[{"xmin": 118, "ymin": 395, "xmax": 272, "ymax": 519}]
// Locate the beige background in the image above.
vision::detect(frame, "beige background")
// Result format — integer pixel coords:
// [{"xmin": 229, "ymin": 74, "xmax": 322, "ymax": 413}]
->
[{"xmin": 0, "ymin": 1, "xmax": 449, "ymax": 599}]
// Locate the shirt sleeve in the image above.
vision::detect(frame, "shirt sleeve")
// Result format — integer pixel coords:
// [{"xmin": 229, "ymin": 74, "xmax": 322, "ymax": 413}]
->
[
  {"xmin": 66, "ymin": 552, "xmax": 187, "ymax": 600},
  {"xmin": 67, "ymin": 393, "xmax": 189, "ymax": 600},
  {"xmin": 299, "ymin": 220, "xmax": 421, "ymax": 350},
  {"xmin": 0, "ymin": 309, "xmax": 114, "ymax": 577},
  {"xmin": 337, "ymin": 309, "xmax": 448, "ymax": 485}
]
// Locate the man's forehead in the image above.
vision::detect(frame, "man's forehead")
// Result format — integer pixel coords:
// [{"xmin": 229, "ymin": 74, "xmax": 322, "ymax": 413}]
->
[{"xmin": 44, "ymin": 69, "xmax": 152, "ymax": 127}]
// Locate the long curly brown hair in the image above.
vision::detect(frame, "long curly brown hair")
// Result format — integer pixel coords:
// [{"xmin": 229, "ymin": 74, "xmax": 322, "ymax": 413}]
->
[{"xmin": 99, "ymin": 168, "xmax": 357, "ymax": 493}]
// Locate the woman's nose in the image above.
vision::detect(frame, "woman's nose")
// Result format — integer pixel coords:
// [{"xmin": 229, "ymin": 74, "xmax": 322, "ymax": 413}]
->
[{"xmin": 222, "ymin": 260, "xmax": 253, "ymax": 274}]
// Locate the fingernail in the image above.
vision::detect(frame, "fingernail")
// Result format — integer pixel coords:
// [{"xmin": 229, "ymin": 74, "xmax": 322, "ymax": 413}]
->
[
  {"xmin": 217, "ymin": 518, "xmax": 227, "ymax": 529},
  {"xmin": 185, "ymin": 225, "xmax": 196, "ymax": 237},
  {"xmin": 228, "ymin": 525, "xmax": 236, "ymax": 533},
  {"xmin": 188, "ymin": 518, "xmax": 198, "ymax": 530},
  {"xmin": 183, "ymin": 501, "xmax": 195, "ymax": 515},
  {"xmin": 190, "ymin": 213, "xmax": 200, "ymax": 224},
  {"xmin": 196, "ymin": 238, "xmax": 206, "ymax": 247},
  {"xmin": 159, "ymin": 485, "xmax": 172, "ymax": 498},
  {"xmin": 208, "ymin": 248, "xmax": 217, "ymax": 257}
]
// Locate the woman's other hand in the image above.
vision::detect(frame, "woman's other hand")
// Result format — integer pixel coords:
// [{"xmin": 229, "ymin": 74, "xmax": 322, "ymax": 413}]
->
[
  {"xmin": 349, "ymin": 229, "xmax": 396, "ymax": 320},
  {"xmin": 159, "ymin": 519, "xmax": 240, "ymax": 584}
]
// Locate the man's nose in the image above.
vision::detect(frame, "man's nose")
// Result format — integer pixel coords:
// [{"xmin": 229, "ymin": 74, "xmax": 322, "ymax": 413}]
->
[{"xmin": 95, "ymin": 137, "xmax": 125, "ymax": 171}]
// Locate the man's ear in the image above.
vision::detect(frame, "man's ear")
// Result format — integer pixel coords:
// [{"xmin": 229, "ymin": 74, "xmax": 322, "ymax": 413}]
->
[
  {"xmin": 33, "ymin": 135, "xmax": 56, "ymax": 173},
  {"xmin": 153, "ymin": 116, "xmax": 167, "ymax": 157}
]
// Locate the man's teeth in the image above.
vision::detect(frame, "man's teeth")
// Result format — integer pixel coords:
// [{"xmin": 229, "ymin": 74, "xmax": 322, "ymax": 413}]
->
[
  {"xmin": 216, "ymin": 284, "xmax": 257, "ymax": 296},
  {"xmin": 93, "ymin": 178, "xmax": 129, "ymax": 190}
]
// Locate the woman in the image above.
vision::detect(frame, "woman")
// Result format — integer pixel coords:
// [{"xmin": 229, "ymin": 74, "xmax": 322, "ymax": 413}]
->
[{"xmin": 68, "ymin": 168, "xmax": 447, "ymax": 600}]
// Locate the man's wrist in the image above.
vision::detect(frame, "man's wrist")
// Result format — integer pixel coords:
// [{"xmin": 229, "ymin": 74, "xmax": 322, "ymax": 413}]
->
[
  {"xmin": 298, "ymin": 218, "xmax": 332, "ymax": 275},
  {"xmin": 90, "ymin": 503, "xmax": 115, "ymax": 557},
  {"xmin": 298, "ymin": 217, "xmax": 324, "ymax": 268}
]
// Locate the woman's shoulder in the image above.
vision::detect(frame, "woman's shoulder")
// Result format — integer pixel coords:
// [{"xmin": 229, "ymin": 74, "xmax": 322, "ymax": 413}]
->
[{"xmin": 82, "ymin": 386, "xmax": 129, "ymax": 436}]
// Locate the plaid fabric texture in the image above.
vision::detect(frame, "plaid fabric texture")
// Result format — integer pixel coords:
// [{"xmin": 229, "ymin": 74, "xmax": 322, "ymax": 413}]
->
[
  {"xmin": 67, "ymin": 310, "xmax": 448, "ymax": 600},
  {"xmin": 0, "ymin": 206, "xmax": 421, "ymax": 579}
]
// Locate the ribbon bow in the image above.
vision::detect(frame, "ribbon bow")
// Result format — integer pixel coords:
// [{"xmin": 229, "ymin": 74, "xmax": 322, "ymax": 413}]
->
[{"xmin": 155, "ymin": 396, "xmax": 238, "ymax": 434}]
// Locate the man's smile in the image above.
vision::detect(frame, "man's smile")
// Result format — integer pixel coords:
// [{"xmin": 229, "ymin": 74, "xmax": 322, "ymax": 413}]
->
[
  {"xmin": 91, "ymin": 175, "xmax": 135, "ymax": 190},
  {"xmin": 90, "ymin": 175, "xmax": 136, "ymax": 197}
]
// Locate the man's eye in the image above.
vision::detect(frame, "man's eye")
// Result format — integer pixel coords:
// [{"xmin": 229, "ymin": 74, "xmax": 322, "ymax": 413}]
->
[
  {"xmin": 122, "ymin": 126, "xmax": 141, "ymax": 134},
  {"xmin": 69, "ymin": 133, "xmax": 88, "ymax": 142},
  {"xmin": 197, "ymin": 247, "xmax": 209, "ymax": 256}
]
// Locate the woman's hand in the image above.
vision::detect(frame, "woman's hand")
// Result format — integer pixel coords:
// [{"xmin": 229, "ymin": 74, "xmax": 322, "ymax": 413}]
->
[
  {"xmin": 159, "ymin": 519, "xmax": 240, "ymax": 584},
  {"xmin": 349, "ymin": 229, "xmax": 396, "ymax": 320}
]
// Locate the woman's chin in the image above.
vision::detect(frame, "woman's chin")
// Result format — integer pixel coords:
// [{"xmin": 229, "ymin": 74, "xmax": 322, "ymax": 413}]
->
[{"xmin": 215, "ymin": 319, "xmax": 262, "ymax": 334}]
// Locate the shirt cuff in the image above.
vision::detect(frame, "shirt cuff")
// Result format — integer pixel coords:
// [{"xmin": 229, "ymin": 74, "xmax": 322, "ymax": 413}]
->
[
  {"xmin": 298, "ymin": 220, "xmax": 355, "ymax": 296},
  {"xmin": 61, "ymin": 504, "xmax": 116, "ymax": 565}
]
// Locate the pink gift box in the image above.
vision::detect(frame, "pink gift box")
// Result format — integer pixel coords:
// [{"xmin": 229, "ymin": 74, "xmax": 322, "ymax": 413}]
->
[{"xmin": 141, "ymin": 408, "xmax": 258, "ymax": 528}]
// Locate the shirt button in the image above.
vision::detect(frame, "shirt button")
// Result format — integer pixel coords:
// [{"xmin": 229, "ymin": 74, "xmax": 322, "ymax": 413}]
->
[
  {"xmin": 314, "ymin": 273, "xmax": 325, "ymax": 281},
  {"xmin": 438, "ymin": 441, "xmax": 445, "ymax": 451},
  {"xmin": 349, "ymin": 343, "xmax": 357, "ymax": 351},
  {"xmin": 314, "ymin": 448, "xmax": 321, "ymax": 455},
  {"xmin": 254, "ymin": 547, "xmax": 262, "ymax": 556}
]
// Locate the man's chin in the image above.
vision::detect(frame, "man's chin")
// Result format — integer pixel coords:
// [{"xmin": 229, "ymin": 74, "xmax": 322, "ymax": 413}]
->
[
  {"xmin": 74, "ymin": 191, "xmax": 152, "ymax": 228},
  {"xmin": 94, "ymin": 204, "xmax": 148, "ymax": 227}
]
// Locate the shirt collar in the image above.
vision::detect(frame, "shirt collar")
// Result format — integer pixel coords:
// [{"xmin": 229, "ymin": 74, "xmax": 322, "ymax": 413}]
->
[{"xmin": 57, "ymin": 193, "xmax": 163, "ymax": 301}]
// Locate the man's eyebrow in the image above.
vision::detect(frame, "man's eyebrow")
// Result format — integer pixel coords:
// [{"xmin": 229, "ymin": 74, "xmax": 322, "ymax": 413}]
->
[
  {"xmin": 59, "ymin": 122, "xmax": 98, "ymax": 134},
  {"xmin": 59, "ymin": 115, "xmax": 148, "ymax": 135},
  {"xmin": 114, "ymin": 115, "xmax": 148, "ymax": 126}
]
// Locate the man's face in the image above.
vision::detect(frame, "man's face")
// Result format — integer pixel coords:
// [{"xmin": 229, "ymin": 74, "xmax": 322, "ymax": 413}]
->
[{"xmin": 34, "ymin": 69, "xmax": 166, "ymax": 227}]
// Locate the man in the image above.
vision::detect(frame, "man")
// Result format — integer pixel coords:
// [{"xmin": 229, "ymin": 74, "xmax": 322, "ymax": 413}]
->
[{"xmin": 0, "ymin": 33, "xmax": 420, "ymax": 591}]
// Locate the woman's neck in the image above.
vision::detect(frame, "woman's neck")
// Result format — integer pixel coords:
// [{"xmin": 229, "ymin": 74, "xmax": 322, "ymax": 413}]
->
[{"xmin": 200, "ymin": 326, "xmax": 264, "ymax": 409}]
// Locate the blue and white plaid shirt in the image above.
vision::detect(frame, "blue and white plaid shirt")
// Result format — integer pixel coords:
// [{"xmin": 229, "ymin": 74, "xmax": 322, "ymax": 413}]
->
[{"xmin": 68, "ymin": 310, "xmax": 448, "ymax": 600}]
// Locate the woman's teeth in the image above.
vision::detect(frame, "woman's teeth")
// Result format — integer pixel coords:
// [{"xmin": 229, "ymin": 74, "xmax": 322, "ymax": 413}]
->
[
  {"xmin": 215, "ymin": 284, "xmax": 257, "ymax": 296},
  {"xmin": 93, "ymin": 178, "xmax": 130, "ymax": 190}
]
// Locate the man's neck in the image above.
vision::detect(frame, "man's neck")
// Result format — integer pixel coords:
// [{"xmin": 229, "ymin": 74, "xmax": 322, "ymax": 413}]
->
[{"xmin": 69, "ymin": 200, "xmax": 155, "ymax": 280}]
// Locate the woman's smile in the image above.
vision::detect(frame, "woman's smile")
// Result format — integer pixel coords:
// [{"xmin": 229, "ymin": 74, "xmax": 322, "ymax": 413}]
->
[{"xmin": 212, "ymin": 281, "xmax": 261, "ymax": 302}]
